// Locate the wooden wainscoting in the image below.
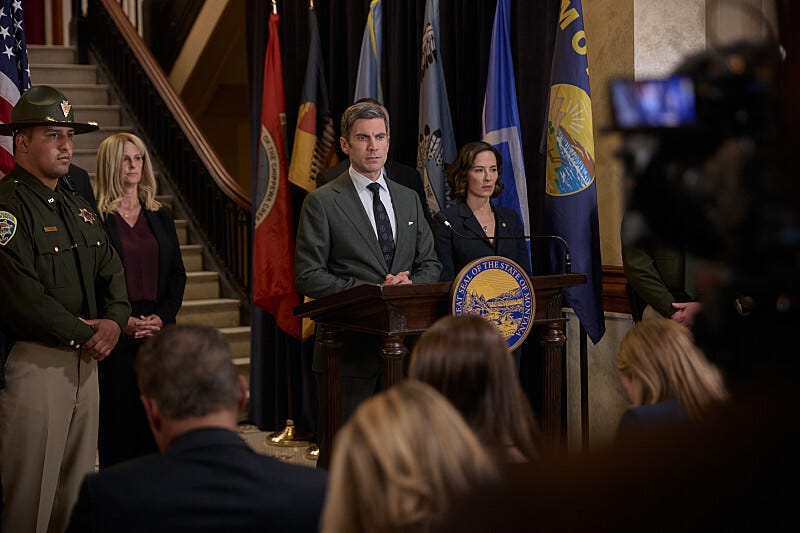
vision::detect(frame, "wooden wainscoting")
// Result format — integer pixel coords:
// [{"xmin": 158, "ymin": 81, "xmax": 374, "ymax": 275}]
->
[{"xmin": 602, "ymin": 266, "xmax": 630, "ymax": 315}]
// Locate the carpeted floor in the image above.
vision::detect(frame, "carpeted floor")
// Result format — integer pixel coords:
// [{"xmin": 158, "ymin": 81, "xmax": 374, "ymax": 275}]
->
[
  {"xmin": 237, "ymin": 424, "xmax": 319, "ymax": 469},
  {"xmin": 95, "ymin": 425, "xmax": 319, "ymax": 471}
]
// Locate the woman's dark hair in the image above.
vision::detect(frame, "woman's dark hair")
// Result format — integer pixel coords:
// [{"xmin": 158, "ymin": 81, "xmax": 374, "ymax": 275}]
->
[
  {"xmin": 409, "ymin": 314, "xmax": 538, "ymax": 462},
  {"xmin": 446, "ymin": 141, "xmax": 504, "ymax": 199}
]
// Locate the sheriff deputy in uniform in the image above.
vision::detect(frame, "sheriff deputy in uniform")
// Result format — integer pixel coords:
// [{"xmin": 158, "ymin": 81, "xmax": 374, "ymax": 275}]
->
[{"xmin": 0, "ymin": 86, "xmax": 130, "ymax": 533}]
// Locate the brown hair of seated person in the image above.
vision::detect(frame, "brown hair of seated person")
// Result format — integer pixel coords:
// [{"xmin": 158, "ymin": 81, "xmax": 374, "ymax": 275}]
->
[
  {"xmin": 617, "ymin": 317, "xmax": 730, "ymax": 422},
  {"xmin": 409, "ymin": 315, "xmax": 539, "ymax": 463},
  {"xmin": 320, "ymin": 380, "xmax": 498, "ymax": 533}
]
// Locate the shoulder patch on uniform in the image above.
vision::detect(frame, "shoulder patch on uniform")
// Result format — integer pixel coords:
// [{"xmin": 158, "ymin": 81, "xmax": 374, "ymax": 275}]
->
[{"xmin": 0, "ymin": 211, "xmax": 18, "ymax": 246}]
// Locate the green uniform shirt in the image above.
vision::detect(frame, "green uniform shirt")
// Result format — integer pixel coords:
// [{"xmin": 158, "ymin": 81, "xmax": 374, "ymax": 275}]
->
[{"xmin": 0, "ymin": 165, "xmax": 130, "ymax": 351}]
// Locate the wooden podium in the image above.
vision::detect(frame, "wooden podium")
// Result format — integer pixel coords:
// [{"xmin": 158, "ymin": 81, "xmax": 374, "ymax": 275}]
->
[{"xmin": 294, "ymin": 274, "xmax": 586, "ymax": 456}]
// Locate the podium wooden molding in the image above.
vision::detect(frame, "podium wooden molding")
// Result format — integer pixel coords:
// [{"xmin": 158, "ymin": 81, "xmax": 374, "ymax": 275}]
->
[{"xmin": 294, "ymin": 274, "xmax": 586, "ymax": 457}]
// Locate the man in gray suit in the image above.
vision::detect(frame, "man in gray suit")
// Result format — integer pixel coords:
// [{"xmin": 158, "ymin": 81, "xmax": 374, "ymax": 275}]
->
[{"xmin": 295, "ymin": 101, "xmax": 441, "ymax": 466}]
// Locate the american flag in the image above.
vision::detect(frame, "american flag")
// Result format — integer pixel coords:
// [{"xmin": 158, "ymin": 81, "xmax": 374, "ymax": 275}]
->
[{"xmin": 0, "ymin": 0, "xmax": 30, "ymax": 176}]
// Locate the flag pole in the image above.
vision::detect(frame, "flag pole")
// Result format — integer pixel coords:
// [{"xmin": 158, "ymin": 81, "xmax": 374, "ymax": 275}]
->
[
  {"xmin": 258, "ymin": 0, "xmax": 311, "ymax": 451},
  {"xmin": 266, "ymin": 342, "xmax": 312, "ymax": 448}
]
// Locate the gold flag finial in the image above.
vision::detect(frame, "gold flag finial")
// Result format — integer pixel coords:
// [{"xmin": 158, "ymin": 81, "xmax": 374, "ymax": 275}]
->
[
  {"xmin": 271, "ymin": 0, "xmax": 277, "ymax": 15},
  {"xmin": 309, "ymin": 0, "xmax": 314, "ymax": 9}
]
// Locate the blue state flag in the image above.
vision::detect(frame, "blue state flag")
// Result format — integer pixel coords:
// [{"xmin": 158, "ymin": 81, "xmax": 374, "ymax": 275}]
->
[
  {"xmin": 542, "ymin": 0, "xmax": 605, "ymax": 343},
  {"xmin": 482, "ymin": 0, "xmax": 530, "ymax": 254},
  {"xmin": 353, "ymin": 0, "xmax": 382, "ymax": 103},
  {"xmin": 416, "ymin": 0, "xmax": 457, "ymax": 215}
]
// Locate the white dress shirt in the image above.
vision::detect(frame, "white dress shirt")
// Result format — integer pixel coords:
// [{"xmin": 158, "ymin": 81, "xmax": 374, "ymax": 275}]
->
[{"xmin": 349, "ymin": 168, "xmax": 397, "ymax": 241}]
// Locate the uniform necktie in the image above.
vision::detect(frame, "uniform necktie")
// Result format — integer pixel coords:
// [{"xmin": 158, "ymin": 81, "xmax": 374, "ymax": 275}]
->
[{"xmin": 367, "ymin": 182, "xmax": 395, "ymax": 268}]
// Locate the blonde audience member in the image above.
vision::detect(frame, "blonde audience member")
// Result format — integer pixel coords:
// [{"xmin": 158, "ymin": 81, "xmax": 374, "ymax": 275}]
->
[
  {"xmin": 410, "ymin": 315, "xmax": 539, "ymax": 463},
  {"xmin": 321, "ymin": 380, "xmax": 498, "ymax": 533},
  {"xmin": 616, "ymin": 317, "xmax": 729, "ymax": 437}
]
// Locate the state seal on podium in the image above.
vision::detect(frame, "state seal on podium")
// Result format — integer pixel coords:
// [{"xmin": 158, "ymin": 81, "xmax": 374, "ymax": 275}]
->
[{"xmin": 451, "ymin": 256, "xmax": 535, "ymax": 351}]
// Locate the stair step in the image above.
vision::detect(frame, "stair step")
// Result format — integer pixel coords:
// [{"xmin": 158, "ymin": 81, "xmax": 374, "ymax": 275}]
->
[
  {"xmin": 28, "ymin": 49, "xmax": 251, "ymax": 344},
  {"xmin": 73, "ymin": 126, "xmax": 134, "ymax": 150},
  {"xmin": 233, "ymin": 355, "xmax": 250, "ymax": 371},
  {"xmin": 222, "ymin": 326, "xmax": 251, "ymax": 358},
  {"xmin": 235, "ymin": 354, "xmax": 251, "ymax": 422},
  {"xmin": 33, "ymin": 83, "xmax": 110, "ymax": 105},
  {"xmin": 72, "ymin": 150, "xmax": 97, "ymax": 171},
  {"xmin": 176, "ymin": 298, "xmax": 240, "ymax": 327},
  {"xmin": 27, "ymin": 45, "xmax": 77, "ymax": 65},
  {"xmin": 175, "ymin": 219, "xmax": 187, "ymax": 245},
  {"xmin": 180, "ymin": 244, "xmax": 203, "ymax": 271},
  {"xmin": 73, "ymin": 104, "xmax": 122, "ymax": 127},
  {"xmin": 184, "ymin": 271, "xmax": 220, "ymax": 300},
  {"xmin": 156, "ymin": 195, "xmax": 173, "ymax": 209},
  {"xmin": 33, "ymin": 64, "xmax": 97, "ymax": 85}
]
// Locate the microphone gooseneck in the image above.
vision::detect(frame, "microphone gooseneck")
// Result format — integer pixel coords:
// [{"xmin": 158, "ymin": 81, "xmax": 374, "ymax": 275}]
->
[{"xmin": 433, "ymin": 211, "xmax": 468, "ymax": 239}]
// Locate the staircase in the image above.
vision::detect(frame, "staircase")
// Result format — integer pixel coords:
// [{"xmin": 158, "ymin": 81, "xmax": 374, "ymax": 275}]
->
[{"xmin": 26, "ymin": 45, "xmax": 252, "ymax": 392}]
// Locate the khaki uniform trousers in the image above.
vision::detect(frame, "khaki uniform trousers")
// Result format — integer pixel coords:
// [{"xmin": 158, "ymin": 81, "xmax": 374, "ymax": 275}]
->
[{"xmin": 0, "ymin": 341, "xmax": 99, "ymax": 533}]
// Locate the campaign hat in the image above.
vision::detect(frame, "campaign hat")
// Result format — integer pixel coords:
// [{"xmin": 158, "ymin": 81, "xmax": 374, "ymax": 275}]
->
[{"xmin": 0, "ymin": 85, "xmax": 99, "ymax": 136}]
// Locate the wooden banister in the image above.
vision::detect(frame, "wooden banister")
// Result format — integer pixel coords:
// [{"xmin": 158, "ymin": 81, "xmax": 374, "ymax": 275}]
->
[{"xmin": 98, "ymin": 0, "xmax": 249, "ymax": 209}]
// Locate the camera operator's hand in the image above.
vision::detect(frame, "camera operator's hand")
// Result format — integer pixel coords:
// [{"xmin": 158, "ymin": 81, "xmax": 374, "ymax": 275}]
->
[{"xmin": 671, "ymin": 301, "xmax": 702, "ymax": 329}]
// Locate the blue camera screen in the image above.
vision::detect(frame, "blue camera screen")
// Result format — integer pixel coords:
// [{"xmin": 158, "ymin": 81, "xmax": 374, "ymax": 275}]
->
[{"xmin": 611, "ymin": 76, "xmax": 697, "ymax": 128}]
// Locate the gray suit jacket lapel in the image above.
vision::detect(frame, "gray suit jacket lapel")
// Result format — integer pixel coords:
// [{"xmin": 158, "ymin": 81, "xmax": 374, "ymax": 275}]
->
[{"xmin": 331, "ymin": 176, "xmax": 388, "ymax": 270}]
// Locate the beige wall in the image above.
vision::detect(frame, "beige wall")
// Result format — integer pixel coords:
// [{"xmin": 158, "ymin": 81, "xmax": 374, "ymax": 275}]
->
[
  {"xmin": 707, "ymin": 0, "xmax": 778, "ymax": 45},
  {"xmin": 635, "ymin": 0, "xmax": 706, "ymax": 79},
  {"xmin": 586, "ymin": 0, "xmax": 776, "ymax": 269},
  {"xmin": 584, "ymin": 0, "xmax": 635, "ymax": 268},
  {"xmin": 169, "ymin": 0, "xmax": 251, "ymax": 196}
]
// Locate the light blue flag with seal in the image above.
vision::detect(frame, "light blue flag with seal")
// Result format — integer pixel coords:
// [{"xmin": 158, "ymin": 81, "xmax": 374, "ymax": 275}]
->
[
  {"xmin": 542, "ymin": 0, "xmax": 605, "ymax": 343},
  {"xmin": 416, "ymin": 0, "xmax": 457, "ymax": 215},
  {"xmin": 354, "ymin": 0, "xmax": 383, "ymax": 103},
  {"xmin": 482, "ymin": 0, "xmax": 531, "ymax": 258}
]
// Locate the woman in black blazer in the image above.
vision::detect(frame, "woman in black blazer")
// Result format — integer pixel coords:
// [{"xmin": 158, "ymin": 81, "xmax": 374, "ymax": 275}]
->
[
  {"xmin": 433, "ymin": 141, "xmax": 532, "ymax": 281},
  {"xmin": 94, "ymin": 133, "xmax": 186, "ymax": 468}
]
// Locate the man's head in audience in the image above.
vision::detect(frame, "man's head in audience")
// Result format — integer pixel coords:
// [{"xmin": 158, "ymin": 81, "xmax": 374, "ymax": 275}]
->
[{"xmin": 135, "ymin": 324, "xmax": 246, "ymax": 452}]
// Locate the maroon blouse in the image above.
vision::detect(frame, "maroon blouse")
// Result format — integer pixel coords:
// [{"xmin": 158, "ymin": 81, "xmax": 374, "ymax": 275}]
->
[{"xmin": 115, "ymin": 211, "xmax": 159, "ymax": 302}]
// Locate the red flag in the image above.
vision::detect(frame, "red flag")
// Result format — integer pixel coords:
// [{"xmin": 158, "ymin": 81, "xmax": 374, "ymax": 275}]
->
[{"xmin": 253, "ymin": 10, "xmax": 300, "ymax": 338}]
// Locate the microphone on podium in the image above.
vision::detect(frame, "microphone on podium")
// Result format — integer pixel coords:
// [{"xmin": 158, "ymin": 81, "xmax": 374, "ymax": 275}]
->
[{"xmin": 433, "ymin": 212, "xmax": 572, "ymax": 274}]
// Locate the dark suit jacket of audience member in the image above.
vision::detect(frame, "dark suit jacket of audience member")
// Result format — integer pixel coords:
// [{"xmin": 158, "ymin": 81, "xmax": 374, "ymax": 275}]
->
[
  {"xmin": 616, "ymin": 398, "xmax": 687, "ymax": 441},
  {"xmin": 66, "ymin": 428, "xmax": 328, "ymax": 533},
  {"xmin": 317, "ymin": 158, "xmax": 431, "ymax": 224},
  {"xmin": 61, "ymin": 164, "xmax": 99, "ymax": 214},
  {"xmin": 103, "ymin": 204, "xmax": 186, "ymax": 324},
  {"xmin": 432, "ymin": 200, "xmax": 532, "ymax": 281}
]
